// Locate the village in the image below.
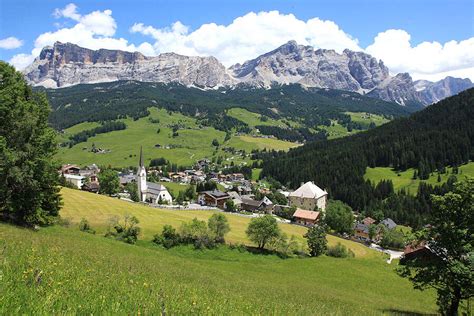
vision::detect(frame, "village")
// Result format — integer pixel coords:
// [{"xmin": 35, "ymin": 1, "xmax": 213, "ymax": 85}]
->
[{"xmin": 59, "ymin": 148, "xmax": 418, "ymax": 260}]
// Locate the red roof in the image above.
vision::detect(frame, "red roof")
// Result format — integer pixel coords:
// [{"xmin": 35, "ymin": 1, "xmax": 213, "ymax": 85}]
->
[
  {"xmin": 293, "ymin": 209, "xmax": 320, "ymax": 221},
  {"xmin": 362, "ymin": 217, "xmax": 376, "ymax": 225}
]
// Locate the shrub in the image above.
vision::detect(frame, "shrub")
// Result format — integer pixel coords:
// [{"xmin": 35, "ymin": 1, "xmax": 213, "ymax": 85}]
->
[
  {"xmin": 180, "ymin": 218, "xmax": 215, "ymax": 249},
  {"xmin": 269, "ymin": 234, "xmax": 304, "ymax": 258},
  {"xmin": 326, "ymin": 243, "xmax": 355, "ymax": 258},
  {"xmin": 153, "ymin": 225, "xmax": 180, "ymax": 249},
  {"xmin": 105, "ymin": 215, "xmax": 140, "ymax": 244},
  {"xmin": 79, "ymin": 218, "xmax": 96, "ymax": 234},
  {"xmin": 58, "ymin": 217, "xmax": 72, "ymax": 228}
]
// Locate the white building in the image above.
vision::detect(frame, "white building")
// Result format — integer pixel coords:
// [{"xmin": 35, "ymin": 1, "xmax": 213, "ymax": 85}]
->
[
  {"xmin": 137, "ymin": 147, "xmax": 173, "ymax": 204},
  {"xmin": 63, "ymin": 174, "xmax": 85, "ymax": 189},
  {"xmin": 288, "ymin": 181, "xmax": 328, "ymax": 212}
]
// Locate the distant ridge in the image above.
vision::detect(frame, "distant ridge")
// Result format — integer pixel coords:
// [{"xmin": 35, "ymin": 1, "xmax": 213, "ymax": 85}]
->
[{"xmin": 23, "ymin": 41, "xmax": 473, "ymax": 106}]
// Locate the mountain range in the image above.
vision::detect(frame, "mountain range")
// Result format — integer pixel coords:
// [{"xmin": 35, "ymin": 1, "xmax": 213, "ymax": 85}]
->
[{"xmin": 23, "ymin": 41, "xmax": 473, "ymax": 106}]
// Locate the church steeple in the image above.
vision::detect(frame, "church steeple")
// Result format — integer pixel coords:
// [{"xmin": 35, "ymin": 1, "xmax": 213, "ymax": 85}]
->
[
  {"xmin": 139, "ymin": 146, "xmax": 144, "ymax": 167},
  {"xmin": 137, "ymin": 146, "xmax": 147, "ymax": 202}
]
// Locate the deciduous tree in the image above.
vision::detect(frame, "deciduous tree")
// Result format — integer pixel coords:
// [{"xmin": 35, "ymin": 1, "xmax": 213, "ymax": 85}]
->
[
  {"xmin": 398, "ymin": 178, "xmax": 474, "ymax": 315},
  {"xmin": 0, "ymin": 62, "xmax": 61, "ymax": 226}
]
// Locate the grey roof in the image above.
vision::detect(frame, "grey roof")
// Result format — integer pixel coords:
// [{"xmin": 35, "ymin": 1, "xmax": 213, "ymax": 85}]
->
[
  {"xmin": 146, "ymin": 182, "xmax": 168, "ymax": 194},
  {"xmin": 201, "ymin": 190, "xmax": 229, "ymax": 199},
  {"xmin": 381, "ymin": 218, "xmax": 397, "ymax": 229},
  {"xmin": 355, "ymin": 223, "xmax": 369, "ymax": 234},
  {"xmin": 241, "ymin": 198, "xmax": 262, "ymax": 207}
]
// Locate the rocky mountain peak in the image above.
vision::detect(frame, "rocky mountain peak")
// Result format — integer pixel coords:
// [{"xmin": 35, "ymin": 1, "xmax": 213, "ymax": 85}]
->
[{"xmin": 22, "ymin": 41, "xmax": 472, "ymax": 105}]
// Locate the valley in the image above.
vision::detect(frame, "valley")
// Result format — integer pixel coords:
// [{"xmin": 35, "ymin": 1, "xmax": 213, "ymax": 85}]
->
[{"xmin": 1, "ymin": 4, "xmax": 473, "ymax": 313}]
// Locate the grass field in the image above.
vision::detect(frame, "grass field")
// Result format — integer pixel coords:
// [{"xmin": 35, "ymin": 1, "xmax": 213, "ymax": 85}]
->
[
  {"xmin": 56, "ymin": 108, "xmax": 298, "ymax": 168},
  {"xmin": 226, "ymin": 108, "xmax": 299, "ymax": 128},
  {"xmin": 364, "ymin": 162, "xmax": 474, "ymax": 194},
  {"xmin": 346, "ymin": 112, "xmax": 390, "ymax": 128},
  {"xmin": 317, "ymin": 113, "xmax": 390, "ymax": 140},
  {"xmin": 0, "ymin": 188, "xmax": 438, "ymax": 314},
  {"xmin": 59, "ymin": 188, "xmax": 373, "ymax": 257}
]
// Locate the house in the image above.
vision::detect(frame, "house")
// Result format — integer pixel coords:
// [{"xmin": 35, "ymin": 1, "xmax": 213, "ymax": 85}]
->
[
  {"xmin": 63, "ymin": 174, "xmax": 85, "ymax": 189},
  {"xmin": 292, "ymin": 209, "xmax": 320, "ymax": 226},
  {"xmin": 400, "ymin": 242, "xmax": 439, "ymax": 265},
  {"xmin": 61, "ymin": 164, "xmax": 81, "ymax": 175},
  {"xmin": 82, "ymin": 181, "xmax": 100, "ymax": 193},
  {"xmin": 119, "ymin": 173, "xmax": 136, "ymax": 186},
  {"xmin": 288, "ymin": 181, "xmax": 328, "ymax": 212},
  {"xmin": 226, "ymin": 173, "xmax": 245, "ymax": 181},
  {"xmin": 381, "ymin": 218, "xmax": 397, "ymax": 230},
  {"xmin": 198, "ymin": 190, "xmax": 230, "ymax": 209},
  {"xmin": 354, "ymin": 223, "xmax": 370, "ymax": 241},
  {"xmin": 227, "ymin": 191, "xmax": 242, "ymax": 209},
  {"xmin": 240, "ymin": 196, "xmax": 274, "ymax": 213},
  {"xmin": 136, "ymin": 147, "xmax": 173, "ymax": 204},
  {"xmin": 362, "ymin": 217, "xmax": 376, "ymax": 226}
]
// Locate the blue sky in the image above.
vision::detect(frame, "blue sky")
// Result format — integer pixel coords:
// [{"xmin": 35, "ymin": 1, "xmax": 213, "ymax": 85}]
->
[{"xmin": 1, "ymin": 0, "xmax": 473, "ymax": 80}]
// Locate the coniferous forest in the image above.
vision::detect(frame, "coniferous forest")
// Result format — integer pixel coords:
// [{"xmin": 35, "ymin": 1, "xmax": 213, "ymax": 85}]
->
[{"xmin": 261, "ymin": 88, "xmax": 474, "ymax": 227}]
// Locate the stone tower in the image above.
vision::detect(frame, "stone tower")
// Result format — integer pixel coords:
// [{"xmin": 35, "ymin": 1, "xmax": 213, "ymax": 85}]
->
[{"xmin": 137, "ymin": 146, "xmax": 147, "ymax": 202}]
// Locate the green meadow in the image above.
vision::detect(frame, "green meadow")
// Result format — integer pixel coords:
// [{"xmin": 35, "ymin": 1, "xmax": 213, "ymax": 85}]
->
[
  {"xmin": 0, "ymin": 188, "xmax": 437, "ymax": 314},
  {"xmin": 346, "ymin": 112, "xmax": 390, "ymax": 128},
  {"xmin": 56, "ymin": 108, "xmax": 299, "ymax": 168},
  {"xmin": 226, "ymin": 107, "xmax": 299, "ymax": 128},
  {"xmin": 364, "ymin": 161, "xmax": 474, "ymax": 194}
]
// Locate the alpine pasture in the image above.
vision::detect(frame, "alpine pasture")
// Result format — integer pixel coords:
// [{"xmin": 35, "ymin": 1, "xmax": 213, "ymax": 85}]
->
[{"xmin": 0, "ymin": 188, "xmax": 437, "ymax": 315}]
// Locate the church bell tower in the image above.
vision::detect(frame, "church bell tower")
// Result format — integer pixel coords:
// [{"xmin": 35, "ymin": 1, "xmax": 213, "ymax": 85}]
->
[{"xmin": 137, "ymin": 146, "xmax": 147, "ymax": 202}]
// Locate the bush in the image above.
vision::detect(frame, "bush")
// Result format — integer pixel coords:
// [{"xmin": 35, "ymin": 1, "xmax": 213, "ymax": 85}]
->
[
  {"xmin": 105, "ymin": 215, "xmax": 140, "ymax": 244},
  {"xmin": 58, "ymin": 217, "xmax": 72, "ymax": 228},
  {"xmin": 269, "ymin": 234, "xmax": 304, "ymax": 258},
  {"xmin": 79, "ymin": 218, "xmax": 96, "ymax": 234},
  {"xmin": 180, "ymin": 218, "xmax": 216, "ymax": 249},
  {"xmin": 153, "ymin": 225, "xmax": 180, "ymax": 249},
  {"xmin": 326, "ymin": 243, "xmax": 355, "ymax": 258}
]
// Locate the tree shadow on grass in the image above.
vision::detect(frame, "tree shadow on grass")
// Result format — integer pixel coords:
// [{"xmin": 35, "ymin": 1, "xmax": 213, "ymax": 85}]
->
[{"xmin": 381, "ymin": 308, "xmax": 437, "ymax": 316}]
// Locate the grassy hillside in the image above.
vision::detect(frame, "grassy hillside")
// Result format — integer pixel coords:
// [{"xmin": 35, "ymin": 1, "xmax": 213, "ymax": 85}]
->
[
  {"xmin": 0, "ymin": 188, "xmax": 437, "ymax": 314},
  {"xmin": 365, "ymin": 162, "xmax": 474, "ymax": 194},
  {"xmin": 346, "ymin": 112, "xmax": 390, "ymax": 128},
  {"xmin": 59, "ymin": 188, "xmax": 372, "ymax": 257},
  {"xmin": 56, "ymin": 108, "xmax": 298, "ymax": 168}
]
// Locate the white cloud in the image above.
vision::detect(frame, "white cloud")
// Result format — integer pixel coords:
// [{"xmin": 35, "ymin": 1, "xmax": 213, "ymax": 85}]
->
[
  {"xmin": 131, "ymin": 11, "xmax": 361, "ymax": 66},
  {"xmin": 0, "ymin": 37, "xmax": 23, "ymax": 49},
  {"xmin": 366, "ymin": 29, "xmax": 474, "ymax": 81},
  {"xmin": 10, "ymin": 4, "xmax": 152, "ymax": 70},
  {"xmin": 53, "ymin": 3, "xmax": 81, "ymax": 21}
]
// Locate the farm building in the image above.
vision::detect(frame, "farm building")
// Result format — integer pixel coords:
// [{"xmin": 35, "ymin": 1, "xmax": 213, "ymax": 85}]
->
[
  {"xmin": 292, "ymin": 209, "xmax": 320, "ymax": 226},
  {"xmin": 288, "ymin": 181, "xmax": 328, "ymax": 212},
  {"xmin": 198, "ymin": 190, "xmax": 230, "ymax": 209},
  {"xmin": 240, "ymin": 196, "xmax": 274, "ymax": 213}
]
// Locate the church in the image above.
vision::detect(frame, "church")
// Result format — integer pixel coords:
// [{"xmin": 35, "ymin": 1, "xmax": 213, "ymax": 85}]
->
[{"xmin": 137, "ymin": 147, "xmax": 173, "ymax": 204}]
